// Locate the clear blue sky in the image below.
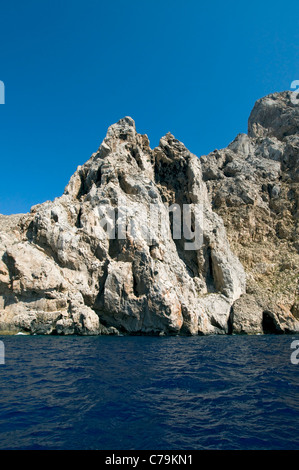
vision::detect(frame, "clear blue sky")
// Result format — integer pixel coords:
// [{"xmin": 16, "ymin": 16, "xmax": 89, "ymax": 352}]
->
[{"xmin": 0, "ymin": 0, "xmax": 298, "ymax": 215}]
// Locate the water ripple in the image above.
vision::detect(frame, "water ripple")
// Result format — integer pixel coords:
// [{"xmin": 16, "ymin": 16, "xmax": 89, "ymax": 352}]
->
[{"xmin": 0, "ymin": 334, "xmax": 298, "ymax": 449}]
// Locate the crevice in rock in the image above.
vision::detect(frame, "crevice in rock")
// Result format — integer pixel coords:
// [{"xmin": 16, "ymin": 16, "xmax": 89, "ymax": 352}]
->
[
  {"xmin": 117, "ymin": 174, "xmax": 128, "ymax": 194},
  {"xmin": 77, "ymin": 168, "xmax": 90, "ymax": 199},
  {"xmin": 130, "ymin": 147, "xmax": 145, "ymax": 170},
  {"xmin": 93, "ymin": 260, "xmax": 109, "ymax": 313},
  {"xmin": 94, "ymin": 244, "xmax": 106, "ymax": 262},
  {"xmin": 26, "ymin": 220, "xmax": 37, "ymax": 243},
  {"xmin": 95, "ymin": 166, "xmax": 102, "ymax": 186},
  {"xmin": 109, "ymin": 238, "xmax": 120, "ymax": 259},
  {"xmin": 200, "ymin": 245, "xmax": 216, "ymax": 293},
  {"xmin": 262, "ymin": 311, "xmax": 281, "ymax": 334},
  {"xmin": 75, "ymin": 207, "xmax": 83, "ymax": 229},
  {"xmin": 82, "ymin": 293, "xmax": 95, "ymax": 308},
  {"xmin": 167, "ymin": 203, "xmax": 200, "ymax": 279},
  {"xmin": 227, "ymin": 308, "xmax": 233, "ymax": 334},
  {"xmin": 51, "ymin": 211, "xmax": 59, "ymax": 223},
  {"xmin": 174, "ymin": 239, "xmax": 199, "ymax": 278},
  {"xmin": 154, "ymin": 148, "xmax": 205, "ymax": 283},
  {"xmin": 50, "ymin": 329, "xmax": 59, "ymax": 336},
  {"xmin": 2, "ymin": 252, "xmax": 19, "ymax": 281},
  {"xmin": 132, "ymin": 272, "xmax": 146, "ymax": 297},
  {"xmin": 119, "ymin": 132, "xmax": 128, "ymax": 141}
]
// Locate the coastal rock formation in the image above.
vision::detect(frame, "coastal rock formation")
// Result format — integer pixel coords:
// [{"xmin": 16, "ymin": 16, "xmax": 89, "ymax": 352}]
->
[
  {"xmin": 201, "ymin": 91, "xmax": 299, "ymax": 334},
  {"xmin": 0, "ymin": 91, "xmax": 298, "ymax": 335}
]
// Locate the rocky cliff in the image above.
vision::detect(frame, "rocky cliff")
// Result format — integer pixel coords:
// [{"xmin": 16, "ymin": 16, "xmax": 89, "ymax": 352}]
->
[
  {"xmin": 201, "ymin": 91, "xmax": 299, "ymax": 334},
  {"xmin": 0, "ymin": 91, "xmax": 298, "ymax": 335}
]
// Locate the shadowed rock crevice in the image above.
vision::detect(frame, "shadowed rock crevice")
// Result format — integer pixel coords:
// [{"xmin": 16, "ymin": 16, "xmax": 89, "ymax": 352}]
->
[
  {"xmin": 77, "ymin": 168, "xmax": 90, "ymax": 199},
  {"xmin": 153, "ymin": 135, "xmax": 205, "ymax": 285},
  {"xmin": 262, "ymin": 311, "xmax": 278, "ymax": 334}
]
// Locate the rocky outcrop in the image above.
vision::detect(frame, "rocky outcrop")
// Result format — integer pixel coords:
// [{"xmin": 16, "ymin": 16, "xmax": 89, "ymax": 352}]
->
[
  {"xmin": 0, "ymin": 118, "xmax": 246, "ymax": 336},
  {"xmin": 201, "ymin": 91, "xmax": 299, "ymax": 334},
  {"xmin": 0, "ymin": 91, "xmax": 298, "ymax": 335}
]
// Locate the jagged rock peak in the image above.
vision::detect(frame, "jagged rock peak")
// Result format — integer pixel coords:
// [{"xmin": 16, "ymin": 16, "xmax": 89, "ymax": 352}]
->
[
  {"xmin": 107, "ymin": 116, "xmax": 137, "ymax": 135},
  {"xmin": 248, "ymin": 90, "xmax": 299, "ymax": 140},
  {"xmin": 117, "ymin": 116, "xmax": 136, "ymax": 127}
]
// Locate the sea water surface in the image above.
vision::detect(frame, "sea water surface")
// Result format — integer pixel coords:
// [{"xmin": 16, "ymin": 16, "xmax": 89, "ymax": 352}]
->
[{"xmin": 0, "ymin": 334, "xmax": 298, "ymax": 450}]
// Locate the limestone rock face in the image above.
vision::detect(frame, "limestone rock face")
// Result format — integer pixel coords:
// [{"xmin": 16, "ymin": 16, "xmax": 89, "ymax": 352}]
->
[
  {"xmin": 248, "ymin": 91, "xmax": 299, "ymax": 140},
  {"xmin": 231, "ymin": 294, "xmax": 264, "ymax": 335},
  {"xmin": 0, "ymin": 118, "xmax": 246, "ymax": 335},
  {"xmin": 201, "ymin": 91, "xmax": 299, "ymax": 334},
  {"xmin": 0, "ymin": 91, "xmax": 298, "ymax": 335}
]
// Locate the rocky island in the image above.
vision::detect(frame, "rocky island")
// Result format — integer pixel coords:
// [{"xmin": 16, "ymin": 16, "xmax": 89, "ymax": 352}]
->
[{"xmin": 0, "ymin": 91, "xmax": 298, "ymax": 335}]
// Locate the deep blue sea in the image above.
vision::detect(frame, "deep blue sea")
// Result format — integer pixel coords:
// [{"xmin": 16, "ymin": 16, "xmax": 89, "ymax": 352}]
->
[{"xmin": 0, "ymin": 334, "xmax": 298, "ymax": 450}]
